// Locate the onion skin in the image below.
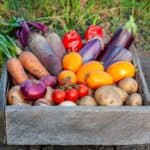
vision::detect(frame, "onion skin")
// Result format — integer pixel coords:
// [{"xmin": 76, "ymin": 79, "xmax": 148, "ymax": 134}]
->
[
  {"xmin": 40, "ymin": 75, "xmax": 57, "ymax": 88},
  {"xmin": 59, "ymin": 101, "xmax": 77, "ymax": 106},
  {"xmin": 20, "ymin": 80, "xmax": 47, "ymax": 101}
]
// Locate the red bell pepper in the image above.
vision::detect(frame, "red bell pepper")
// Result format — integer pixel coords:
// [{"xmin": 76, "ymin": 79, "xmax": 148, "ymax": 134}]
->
[
  {"xmin": 62, "ymin": 30, "xmax": 83, "ymax": 52},
  {"xmin": 85, "ymin": 25, "xmax": 104, "ymax": 41}
]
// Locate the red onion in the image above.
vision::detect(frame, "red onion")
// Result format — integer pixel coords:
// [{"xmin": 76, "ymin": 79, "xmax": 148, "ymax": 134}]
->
[
  {"xmin": 20, "ymin": 80, "xmax": 47, "ymax": 101},
  {"xmin": 40, "ymin": 75, "xmax": 57, "ymax": 88}
]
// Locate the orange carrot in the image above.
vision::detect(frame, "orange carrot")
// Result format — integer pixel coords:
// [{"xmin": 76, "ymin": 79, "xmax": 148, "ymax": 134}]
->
[
  {"xmin": 19, "ymin": 51, "xmax": 50, "ymax": 78},
  {"xmin": 7, "ymin": 58, "xmax": 29, "ymax": 84}
]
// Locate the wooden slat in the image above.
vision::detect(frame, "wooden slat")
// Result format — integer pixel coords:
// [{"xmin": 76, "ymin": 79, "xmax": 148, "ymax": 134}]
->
[
  {"xmin": 131, "ymin": 45, "xmax": 150, "ymax": 104},
  {"xmin": 0, "ymin": 65, "xmax": 7, "ymax": 144},
  {"xmin": 6, "ymin": 106, "xmax": 150, "ymax": 145}
]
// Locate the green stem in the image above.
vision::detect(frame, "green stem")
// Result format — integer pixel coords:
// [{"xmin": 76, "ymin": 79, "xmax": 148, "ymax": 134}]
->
[
  {"xmin": 93, "ymin": 15, "xmax": 99, "ymax": 25},
  {"xmin": 124, "ymin": 15, "xmax": 137, "ymax": 34}
]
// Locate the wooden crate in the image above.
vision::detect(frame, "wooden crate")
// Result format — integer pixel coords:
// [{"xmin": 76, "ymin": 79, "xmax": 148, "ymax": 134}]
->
[{"xmin": 0, "ymin": 46, "xmax": 150, "ymax": 145}]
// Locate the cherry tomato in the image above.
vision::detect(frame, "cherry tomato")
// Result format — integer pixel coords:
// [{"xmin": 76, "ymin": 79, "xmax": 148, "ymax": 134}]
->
[
  {"xmin": 78, "ymin": 84, "xmax": 89, "ymax": 98},
  {"xmin": 52, "ymin": 89, "xmax": 66, "ymax": 104},
  {"xmin": 66, "ymin": 88, "xmax": 79, "ymax": 102}
]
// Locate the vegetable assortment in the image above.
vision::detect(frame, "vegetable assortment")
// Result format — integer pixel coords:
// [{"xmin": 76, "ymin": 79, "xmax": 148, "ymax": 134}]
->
[{"xmin": 6, "ymin": 16, "xmax": 143, "ymax": 106}]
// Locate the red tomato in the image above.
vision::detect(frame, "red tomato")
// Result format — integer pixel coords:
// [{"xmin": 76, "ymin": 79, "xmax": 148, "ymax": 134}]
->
[
  {"xmin": 78, "ymin": 84, "xmax": 89, "ymax": 98},
  {"xmin": 66, "ymin": 88, "xmax": 79, "ymax": 102},
  {"xmin": 52, "ymin": 89, "xmax": 66, "ymax": 104}
]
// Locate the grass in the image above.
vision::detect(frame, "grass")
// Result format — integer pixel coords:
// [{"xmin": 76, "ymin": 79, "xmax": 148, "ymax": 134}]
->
[{"xmin": 0, "ymin": 0, "xmax": 149, "ymax": 49}]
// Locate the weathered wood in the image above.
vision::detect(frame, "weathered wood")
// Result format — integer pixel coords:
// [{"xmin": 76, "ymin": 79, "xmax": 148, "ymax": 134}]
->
[
  {"xmin": 0, "ymin": 65, "xmax": 7, "ymax": 144},
  {"xmin": 131, "ymin": 46, "xmax": 150, "ymax": 104},
  {"xmin": 5, "ymin": 106, "xmax": 150, "ymax": 145},
  {"xmin": 0, "ymin": 145, "xmax": 115, "ymax": 150}
]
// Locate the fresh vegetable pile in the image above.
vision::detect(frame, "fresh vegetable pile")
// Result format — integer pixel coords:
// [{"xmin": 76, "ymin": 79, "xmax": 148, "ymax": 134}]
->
[{"xmin": 5, "ymin": 16, "xmax": 142, "ymax": 106}]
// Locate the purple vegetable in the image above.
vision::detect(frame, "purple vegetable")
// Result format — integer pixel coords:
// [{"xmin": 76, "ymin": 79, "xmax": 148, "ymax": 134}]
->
[
  {"xmin": 28, "ymin": 22, "xmax": 48, "ymax": 32},
  {"xmin": 20, "ymin": 80, "xmax": 47, "ymax": 101},
  {"xmin": 28, "ymin": 32, "xmax": 62, "ymax": 75},
  {"xmin": 14, "ymin": 19, "xmax": 62, "ymax": 75},
  {"xmin": 106, "ymin": 16, "xmax": 137, "ymax": 51},
  {"xmin": 101, "ymin": 46, "xmax": 133, "ymax": 69},
  {"xmin": 16, "ymin": 20, "xmax": 31, "ymax": 47},
  {"xmin": 15, "ymin": 19, "xmax": 48, "ymax": 47},
  {"xmin": 79, "ymin": 37, "xmax": 104, "ymax": 63},
  {"xmin": 40, "ymin": 75, "xmax": 57, "ymax": 88},
  {"xmin": 44, "ymin": 30, "xmax": 67, "ymax": 60}
]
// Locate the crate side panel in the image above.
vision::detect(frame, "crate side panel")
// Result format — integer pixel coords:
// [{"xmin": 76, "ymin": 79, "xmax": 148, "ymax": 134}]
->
[
  {"xmin": 6, "ymin": 106, "xmax": 150, "ymax": 145},
  {"xmin": 0, "ymin": 65, "xmax": 7, "ymax": 144}
]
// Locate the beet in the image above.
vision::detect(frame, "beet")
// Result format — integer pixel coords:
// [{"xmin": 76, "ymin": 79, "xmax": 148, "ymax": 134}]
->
[
  {"xmin": 44, "ymin": 30, "xmax": 67, "ymax": 60},
  {"xmin": 28, "ymin": 32, "xmax": 62, "ymax": 76}
]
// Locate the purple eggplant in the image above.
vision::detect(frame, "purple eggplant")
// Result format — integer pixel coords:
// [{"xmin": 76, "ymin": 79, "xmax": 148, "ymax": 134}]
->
[
  {"xmin": 44, "ymin": 30, "xmax": 67, "ymax": 60},
  {"xmin": 101, "ymin": 46, "xmax": 133, "ymax": 69},
  {"xmin": 106, "ymin": 16, "xmax": 137, "ymax": 51},
  {"xmin": 79, "ymin": 37, "xmax": 104, "ymax": 63}
]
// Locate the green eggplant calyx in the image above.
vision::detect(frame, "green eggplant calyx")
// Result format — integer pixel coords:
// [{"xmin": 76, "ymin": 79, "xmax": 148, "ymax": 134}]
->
[{"xmin": 124, "ymin": 16, "xmax": 137, "ymax": 34}]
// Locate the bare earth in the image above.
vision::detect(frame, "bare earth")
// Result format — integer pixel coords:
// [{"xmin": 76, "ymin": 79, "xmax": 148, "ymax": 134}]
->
[{"xmin": 0, "ymin": 49, "xmax": 150, "ymax": 150}]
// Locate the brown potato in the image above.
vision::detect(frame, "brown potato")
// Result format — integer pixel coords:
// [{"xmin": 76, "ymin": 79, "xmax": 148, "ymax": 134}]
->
[
  {"xmin": 112, "ymin": 86, "xmax": 128, "ymax": 103},
  {"xmin": 118, "ymin": 77, "xmax": 138, "ymax": 94},
  {"xmin": 78, "ymin": 96, "xmax": 97, "ymax": 106},
  {"xmin": 34, "ymin": 98, "xmax": 50, "ymax": 106},
  {"xmin": 125, "ymin": 93, "xmax": 142, "ymax": 106},
  {"xmin": 7, "ymin": 86, "xmax": 31, "ymax": 105},
  {"xmin": 94, "ymin": 86, "xmax": 123, "ymax": 106}
]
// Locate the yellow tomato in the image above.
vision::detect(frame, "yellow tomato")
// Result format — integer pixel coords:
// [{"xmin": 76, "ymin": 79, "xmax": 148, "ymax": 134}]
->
[
  {"xmin": 77, "ymin": 61, "xmax": 104, "ymax": 84},
  {"xmin": 86, "ymin": 71, "xmax": 114, "ymax": 89},
  {"xmin": 107, "ymin": 61, "xmax": 136, "ymax": 82},
  {"xmin": 62, "ymin": 52, "xmax": 82, "ymax": 72}
]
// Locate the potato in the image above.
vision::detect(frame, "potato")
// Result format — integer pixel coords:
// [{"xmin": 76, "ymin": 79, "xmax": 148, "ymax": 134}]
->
[
  {"xmin": 125, "ymin": 93, "xmax": 142, "ymax": 106},
  {"xmin": 118, "ymin": 77, "xmax": 138, "ymax": 94},
  {"xmin": 34, "ymin": 98, "xmax": 50, "ymax": 106},
  {"xmin": 112, "ymin": 86, "xmax": 128, "ymax": 103},
  {"xmin": 7, "ymin": 86, "xmax": 31, "ymax": 105},
  {"xmin": 78, "ymin": 96, "xmax": 97, "ymax": 106},
  {"xmin": 44, "ymin": 87, "xmax": 54, "ymax": 105},
  {"xmin": 94, "ymin": 86, "xmax": 123, "ymax": 106}
]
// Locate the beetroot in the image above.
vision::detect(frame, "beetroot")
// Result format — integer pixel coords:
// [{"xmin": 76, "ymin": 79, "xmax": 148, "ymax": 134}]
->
[{"xmin": 40, "ymin": 75, "xmax": 57, "ymax": 88}]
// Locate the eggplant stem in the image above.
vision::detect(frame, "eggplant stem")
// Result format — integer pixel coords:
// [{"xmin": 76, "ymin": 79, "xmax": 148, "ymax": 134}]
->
[{"xmin": 124, "ymin": 16, "xmax": 137, "ymax": 34}]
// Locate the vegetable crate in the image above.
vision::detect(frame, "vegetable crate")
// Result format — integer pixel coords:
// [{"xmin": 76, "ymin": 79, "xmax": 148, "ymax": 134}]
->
[{"xmin": 0, "ymin": 46, "xmax": 150, "ymax": 145}]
